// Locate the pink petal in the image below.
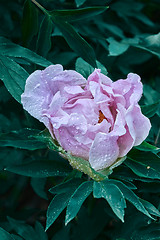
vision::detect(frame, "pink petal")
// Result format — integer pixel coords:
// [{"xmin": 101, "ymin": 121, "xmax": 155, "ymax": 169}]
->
[
  {"xmin": 54, "ymin": 113, "xmax": 90, "ymax": 159},
  {"xmin": 21, "ymin": 65, "xmax": 86, "ymax": 127},
  {"xmin": 89, "ymin": 132, "xmax": 119, "ymax": 170},
  {"xmin": 118, "ymin": 125, "xmax": 134, "ymax": 157},
  {"xmin": 126, "ymin": 104, "xmax": 151, "ymax": 146}
]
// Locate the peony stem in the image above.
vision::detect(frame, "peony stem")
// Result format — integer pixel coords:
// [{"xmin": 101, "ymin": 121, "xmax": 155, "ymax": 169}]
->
[{"xmin": 31, "ymin": 0, "xmax": 48, "ymax": 15}]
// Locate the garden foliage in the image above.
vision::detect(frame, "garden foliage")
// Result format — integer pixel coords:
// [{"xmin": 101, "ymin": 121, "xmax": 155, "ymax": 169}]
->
[{"xmin": 0, "ymin": 0, "xmax": 160, "ymax": 239}]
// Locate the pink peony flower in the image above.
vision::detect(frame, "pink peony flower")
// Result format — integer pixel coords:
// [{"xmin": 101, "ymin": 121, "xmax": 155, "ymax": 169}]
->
[{"xmin": 21, "ymin": 65, "xmax": 151, "ymax": 171}]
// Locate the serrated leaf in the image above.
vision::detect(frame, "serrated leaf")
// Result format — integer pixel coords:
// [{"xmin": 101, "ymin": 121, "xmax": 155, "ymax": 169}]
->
[
  {"xmin": 141, "ymin": 101, "xmax": 160, "ymax": 118},
  {"xmin": 0, "ymin": 54, "xmax": 29, "ymax": 102},
  {"xmin": 93, "ymin": 181, "xmax": 126, "ymax": 222},
  {"xmin": 0, "ymin": 129, "xmax": 47, "ymax": 150},
  {"xmin": 65, "ymin": 181, "xmax": 93, "ymax": 225},
  {"xmin": 49, "ymin": 6, "xmax": 108, "ymax": 22},
  {"xmin": 36, "ymin": 15, "xmax": 53, "ymax": 57},
  {"xmin": 46, "ymin": 179, "xmax": 82, "ymax": 231},
  {"xmin": 108, "ymin": 180, "xmax": 152, "ymax": 219},
  {"xmin": 75, "ymin": 57, "xmax": 108, "ymax": 78},
  {"xmin": 6, "ymin": 160, "xmax": 72, "ymax": 178},
  {"xmin": 0, "ymin": 227, "xmax": 15, "ymax": 240},
  {"xmin": 0, "ymin": 37, "xmax": 52, "ymax": 67},
  {"xmin": 22, "ymin": 0, "xmax": 38, "ymax": 46}
]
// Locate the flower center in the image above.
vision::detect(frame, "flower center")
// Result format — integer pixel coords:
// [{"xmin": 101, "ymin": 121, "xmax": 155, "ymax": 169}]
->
[{"xmin": 98, "ymin": 110, "xmax": 106, "ymax": 123}]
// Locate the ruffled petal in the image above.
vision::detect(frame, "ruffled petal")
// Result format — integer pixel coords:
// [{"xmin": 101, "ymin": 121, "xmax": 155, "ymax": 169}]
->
[
  {"xmin": 126, "ymin": 104, "xmax": 151, "ymax": 146},
  {"xmin": 113, "ymin": 73, "xmax": 142, "ymax": 109},
  {"xmin": 21, "ymin": 64, "xmax": 86, "ymax": 127}
]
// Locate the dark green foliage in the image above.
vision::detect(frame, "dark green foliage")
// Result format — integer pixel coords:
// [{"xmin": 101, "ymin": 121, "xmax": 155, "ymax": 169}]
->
[{"xmin": 0, "ymin": 0, "xmax": 160, "ymax": 239}]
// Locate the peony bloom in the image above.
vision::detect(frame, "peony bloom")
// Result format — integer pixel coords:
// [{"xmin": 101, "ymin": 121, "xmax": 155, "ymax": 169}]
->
[{"xmin": 21, "ymin": 65, "xmax": 151, "ymax": 171}]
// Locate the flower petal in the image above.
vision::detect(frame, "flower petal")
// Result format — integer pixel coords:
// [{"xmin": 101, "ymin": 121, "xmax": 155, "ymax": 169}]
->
[
  {"xmin": 126, "ymin": 104, "xmax": 151, "ymax": 146},
  {"xmin": 89, "ymin": 132, "xmax": 119, "ymax": 170}
]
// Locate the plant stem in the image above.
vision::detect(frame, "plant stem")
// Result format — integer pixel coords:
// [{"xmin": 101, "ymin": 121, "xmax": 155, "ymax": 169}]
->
[{"xmin": 31, "ymin": 0, "xmax": 48, "ymax": 15}]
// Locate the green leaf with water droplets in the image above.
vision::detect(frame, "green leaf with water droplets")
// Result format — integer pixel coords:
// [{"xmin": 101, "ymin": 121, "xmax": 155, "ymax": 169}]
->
[
  {"xmin": 49, "ymin": 178, "xmax": 83, "ymax": 195},
  {"xmin": 65, "ymin": 181, "xmax": 93, "ymax": 225},
  {"xmin": 135, "ymin": 141, "xmax": 160, "ymax": 153},
  {"xmin": 0, "ymin": 54, "xmax": 29, "ymax": 103},
  {"xmin": 125, "ymin": 158, "xmax": 160, "ymax": 179},
  {"xmin": 0, "ymin": 37, "xmax": 52, "ymax": 67},
  {"xmin": 6, "ymin": 160, "xmax": 72, "ymax": 178},
  {"xmin": 0, "ymin": 128, "xmax": 47, "ymax": 150},
  {"xmin": 93, "ymin": 180, "xmax": 126, "ymax": 222},
  {"xmin": 108, "ymin": 180, "xmax": 152, "ymax": 219},
  {"xmin": 46, "ymin": 179, "xmax": 82, "ymax": 231}
]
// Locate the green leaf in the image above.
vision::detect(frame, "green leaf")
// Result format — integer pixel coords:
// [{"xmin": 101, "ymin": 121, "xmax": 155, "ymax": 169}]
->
[
  {"xmin": 0, "ymin": 37, "xmax": 52, "ymax": 67},
  {"xmin": 141, "ymin": 101, "xmax": 160, "ymax": 118},
  {"xmin": 131, "ymin": 222, "xmax": 160, "ymax": 240},
  {"xmin": 75, "ymin": 57, "xmax": 108, "ymax": 78},
  {"xmin": 7, "ymin": 217, "xmax": 39, "ymax": 240},
  {"xmin": 75, "ymin": 0, "xmax": 86, "ymax": 7},
  {"xmin": 139, "ymin": 199, "xmax": 160, "ymax": 218},
  {"xmin": 93, "ymin": 181, "xmax": 126, "ymax": 222},
  {"xmin": 125, "ymin": 158, "xmax": 160, "ymax": 179},
  {"xmin": 53, "ymin": 20, "xmax": 96, "ymax": 67},
  {"xmin": 0, "ymin": 227, "xmax": 15, "ymax": 240},
  {"xmin": 11, "ymin": 235, "xmax": 23, "ymax": 240},
  {"xmin": 107, "ymin": 37, "xmax": 129, "ymax": 56},
  {"xmin": 31, "ymin": 178, "xmax": 48, "ymax": 200},
  {"xmin": 31, "ymin": 1, "xmax": 97, "ymax": 67},
  {"xmin": 108, "ymin": 180, "xmax": 152, "ymax": 219},
  {"xmin": 126, "ymin": 150, "xmax": 160, "ymax": 179},
  {"xmin": 135, "ymin": 141, "xmax": 160, "ymax": 153},
  {"xmin": 46, "ymin": 179, "xmax": 82, "ymax": 231},
  {"xmin": 123, "ymin": 33, "xmax": 160, "ymax": 59},
  {"xmin": 49, "ymin": 178, "xmax": 83, "ymax": 195},
  {"xmin": 0, "ymin": 54, "xmax": 29, "ymax": 102},
  {"xmin": 36, "ymin": 15, "xmax": 53, "ymax": 57},
  {"xmin": 0, "ymin": 129, "xmax": 47, "ymax": 150},
  {"xmin": 35, "ymin": 222, "xmax": 48, "ymax": 240},
  {"xmin": 65, "ymin": 181, "xmax": 93, "ymax": 225},
  {"xmin": 6, "ymin": 160, "xmax": 72, "ymax": 178},
  {"xmin": 49, "ymin": 6, "xmax": 108, "ymax": 22},
  {"xmin": 22, "ymin": 0, "xmax": 38, "ymax": 47}
]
